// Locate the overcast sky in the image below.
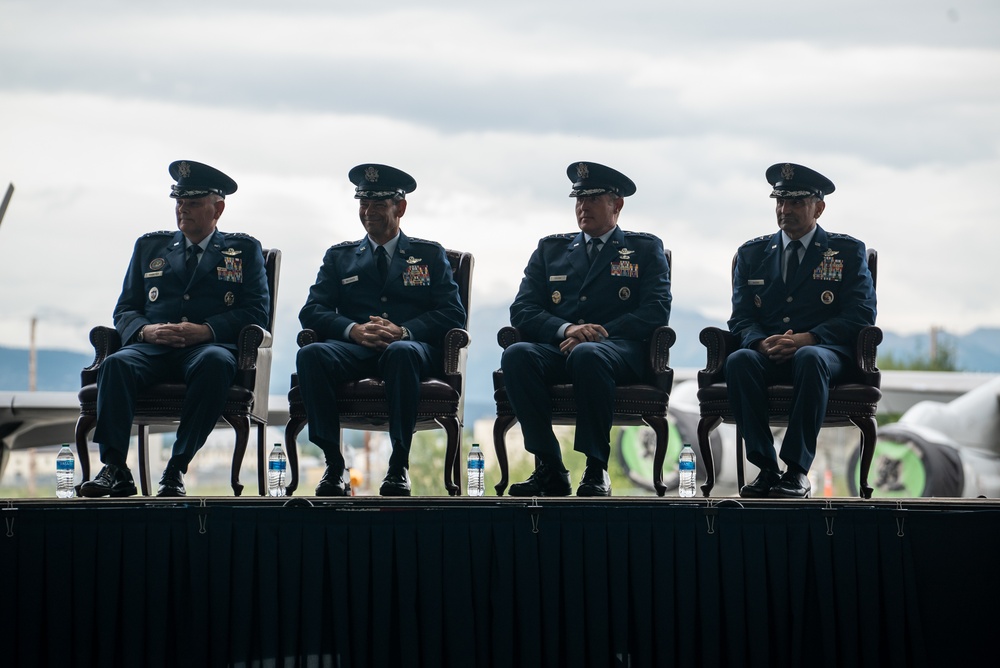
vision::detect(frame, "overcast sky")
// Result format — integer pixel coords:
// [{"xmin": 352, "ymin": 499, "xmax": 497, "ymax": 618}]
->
[{"xmin": 2, "ymin": 1, "xmax": 999, "ymax": 371}]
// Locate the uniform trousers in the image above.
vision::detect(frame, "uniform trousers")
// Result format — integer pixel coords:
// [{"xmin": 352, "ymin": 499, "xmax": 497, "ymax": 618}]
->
[
  {"xmin": 93, "ymin": 344, "xmax": 238, "ymax": 472},
  {"xmin": 296, "ymin": 340, "xmax": 441, "ymax": 470},
  {"xmin": 500, "ymin": 339, "xmax": 644, "ymax": 465},
  {"xmin": 725, "ymin": 345, "xmax": 848, "ymax": 473}
]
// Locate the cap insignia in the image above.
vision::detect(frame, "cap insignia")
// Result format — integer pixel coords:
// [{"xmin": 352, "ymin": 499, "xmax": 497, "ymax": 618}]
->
[
  {"xmin": 781, "ymin": 163, "xmax": 795, "ymax": 180},
  {"xmin": 178, "ymin": 161, "xmax": 191, "ymax": 178},
  {"xmin": 576, "ymin": 163, "xmax": 589, "ymax": 179},
  {"xmin": 365, "ymin": 166, "xmax": 379, "ymax": 183}
]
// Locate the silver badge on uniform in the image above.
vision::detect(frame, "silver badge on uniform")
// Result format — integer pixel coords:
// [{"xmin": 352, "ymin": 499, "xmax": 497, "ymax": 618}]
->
[
  {"xmin": 754, "ymin": 295, "xmax": 762, "ymax": 308},
  {"xmin": 821, "ymin": 290, "xmax": 835, "ymax": 305},
  {"xmin": 149, "ymin": 258, "xmax": 166, "ymax": 271},
  {"xmin": 148, "ymin": 287, "xmax": 159, "ymax": 302},
  {"xmin": 619, "ymin": 287, "xmax": 631, "ymax": 300},
  {"xmin": 222, "ymin": 248, "xmax": 241, "ymax": 256},
  {"xmin": 225, "ymin": 291, "xmax": 235, "ymax": 306},
  {"xmin": 552, "ymin": 290, "xmax": 562, "ymax": 304},
  {"xmin": 406, "ymin": 256, "xmax": 422, "ymax": 264}
]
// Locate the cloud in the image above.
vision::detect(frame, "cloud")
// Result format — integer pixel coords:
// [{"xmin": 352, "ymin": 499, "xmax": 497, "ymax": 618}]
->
[{"xmin": 0, "ymin": 0, "xmax": 999, "ymax": 361}]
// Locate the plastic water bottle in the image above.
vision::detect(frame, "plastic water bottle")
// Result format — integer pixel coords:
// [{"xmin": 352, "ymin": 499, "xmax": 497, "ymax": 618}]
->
[
  {"xmin": 267, "ymin": 443, "xmax": 286, "ymax": 497},
  {"xmin": 467, "ymin": 443, "xmax": 485, "ymax": 497},
  {"xmin": 56, "ymin": 444, "xmax": 75, "ymax": 498},
  {"xmin": 678, "ymin": 443, "xmax": 697, "ymax": 498}
]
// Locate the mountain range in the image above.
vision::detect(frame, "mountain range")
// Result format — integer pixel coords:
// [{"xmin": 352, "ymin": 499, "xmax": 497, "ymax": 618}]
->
[{"xmin": 2, "ymin": 306, "xmax": 997, "ymax": 426}]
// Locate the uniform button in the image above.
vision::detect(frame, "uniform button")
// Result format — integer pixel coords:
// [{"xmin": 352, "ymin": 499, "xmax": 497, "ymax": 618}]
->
[
  {"xmin": 181, "ymin": 317, "xmax": 189, "ymax": 323},
  {"xmin": 782, "ymin": 317, "xmax": 790, "ymax": 323},
  {"xmin": 578, "ymin": 319, "xmax": 585, "ymax": 325},
  {"xmin": 382, "ymin": 312, "xmax": 389, "ymax": 318},
  {"xmin": 580, "ymin": 295, "xmax": 588, "ymax": 302},
  {"xmin": 183, "ymin": 294, "xmax": 190, "ymax": 301},
  {"xmin": 380, "ymin": 296, "xmax": 388, "ymax": 303},
  {"xmin": 786, "ymin": 296, "xmax": 793, "ymax": 303}
]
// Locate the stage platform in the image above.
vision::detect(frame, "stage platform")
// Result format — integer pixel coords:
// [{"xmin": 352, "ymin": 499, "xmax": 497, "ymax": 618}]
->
[{"xmin": 2, "ymin": 495, "xmax": 998, "ymax": 668}]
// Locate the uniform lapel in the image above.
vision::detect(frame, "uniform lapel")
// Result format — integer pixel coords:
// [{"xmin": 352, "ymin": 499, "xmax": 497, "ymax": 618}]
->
[
  {"xmin": 760, "ymin": 232, "xmax": 783, "ymax": 285},
  {"xmin": 582, "ymin": 226, "xmax": 623, "ymax": 288},
  {"xmin": 190, "ymin": 230, "xmax": 223, "ymax": 287},
  {"xmin": 355, "ymin": 237, "xmax": 380, "ymax": 284},
  {"xmin": 569, "ymin": 232, "xmax": 591, "ymax": 284},
  {"xmin": 167, "ymin": 231, "xmax": 188, "ymax": 286},
  {"xmin": 788, "ymin": 226, "xmax": 827, "ymax": 291},
  {"xmin": 389, "ymin": 232, "xmax": 410, "ymax": 284}
]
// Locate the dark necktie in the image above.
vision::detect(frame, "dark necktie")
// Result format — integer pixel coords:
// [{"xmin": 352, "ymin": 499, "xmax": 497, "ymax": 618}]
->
[
  {"xmin": 376, "ymin": 246, "xmax": 388, "ymax": 281},
  {"xmin": 785, "ymin": 239, "xmax": 802, "ymax": 284},
  {"xmin": 186, "ymin": 245, "xmax": 201, "ymax": 280},
  {"xmin": 588, "ymin": 238, "xmax": 602, "ymax": 265}
]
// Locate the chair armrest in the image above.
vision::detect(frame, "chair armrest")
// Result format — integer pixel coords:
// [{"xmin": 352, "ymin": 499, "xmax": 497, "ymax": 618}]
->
[
  {"xmin": 497, "ymin": 326, "xmax": 523, "ymax": 350},
  {"xmin": 647, "ymin": 326, "xmax": 676, "ymax": 393},
  {"xmin": 80, "ymin": 326, "xmax": 122, "ymax": 386},
  {"xmin": 297, "ymin": 329, "xmax": 318, "ymax": 347},
  {"xmin": 442, "ymin": 328, "xmax": 471, "ymax": 376},
  {"xmin": 698, "ymin": 326, "xmax": 740, "ymax": 386},
  {"xmin": 856, "ymin": 325, "xmax": 883, "ymax": 387},
  {"xmin": 237, "ymin": 324, "xmax": 271, "ymax": 370}
]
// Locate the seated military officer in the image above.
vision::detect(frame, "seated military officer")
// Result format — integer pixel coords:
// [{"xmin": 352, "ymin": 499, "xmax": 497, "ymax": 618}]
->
[
  {"xmin": 295, "ymin": 164, "xmax": 466, "ymax": 497},
  {"xmin": 726, "ymin": 163, "xmax": 877, "ymax": 498},
  {"xmin": 502, "ymin": 162, "xmax": 672, "ymax": 496},
  {"xmin": 80, "ymin": 160, "xmax": 270, "ymax": 498}
]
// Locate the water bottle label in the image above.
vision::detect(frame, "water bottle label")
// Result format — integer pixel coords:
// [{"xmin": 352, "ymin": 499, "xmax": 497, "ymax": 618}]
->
[
  {"xmin": 468, "ymin": 459, "xmax": 484, "ymax": 470},
  {"xmin": 57, "ymin": 459, "xmax": 75, "ymax": 471},
  {"xmin": 269, "ymin": 460, "xmax": 286, "ymax": 471},
  {"xmin": 679, "ymin": 461, "xmax": 696, "ymax": 471}
]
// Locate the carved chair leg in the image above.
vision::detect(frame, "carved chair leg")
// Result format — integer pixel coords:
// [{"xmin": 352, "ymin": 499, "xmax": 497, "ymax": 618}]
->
[
  {"xmin": 492, "ymin": 416, "xmax": 517, "ymax": 496},
  {"xmin": 697, "ymin": 416, "xmax": 722, "ymax": 497},
  {"xmin": 851, "ymin": 416, "xmax": 878, "ymax": 499},
  {"xmin": 436, "ymin": 416, "xmax": 462, "ymax": 496},
  {"xmin": 74, "ymin": 414, "xmax": 96, "ymax": 492},
  {"xmin": 223, "ymin": 414, "xmax": 251, "ymax": 496},
  {"xmin": 284, "ymin": 418, "xmax": 303, "ymax": 496},
  {"xmin": 137, "ymin": 425, "xmax": 151, "ymax": 496},
  {"xmin": 645, "ymin": 415, "xmax": 671, "ymax": 497}
]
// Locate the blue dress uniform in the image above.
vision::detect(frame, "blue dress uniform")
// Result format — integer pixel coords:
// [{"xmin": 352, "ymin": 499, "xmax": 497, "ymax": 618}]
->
[
  {"xmin": 725, "ymin": 164, "xmax": 876, "ymax": 492},
  {"xmin": 94, "ymin": 229, "xmax": 270, "ymax": 470},
  {"xmin": 296, "ymin": 169, "xmax": 465, "ymax": 484},
  {"xmin": 502, "ymin": 223, "xmax": 672, "ymax": 467}
]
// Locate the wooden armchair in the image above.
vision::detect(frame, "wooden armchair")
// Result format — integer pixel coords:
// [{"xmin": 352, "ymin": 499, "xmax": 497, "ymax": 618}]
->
[
  {"xmin": 74, "ymin": 247, "xmax": 281, "ymax": 496},
  {"xmin": 695, "ymin": 249, "xmax": 882, "ymax": 498},
  {"xmin": 284, "ymin": 249, "xmax": 474, "ymax": 496},
  {"xmin": 491, "ymin": 249, "xmax": 675, "ymax": 496}
]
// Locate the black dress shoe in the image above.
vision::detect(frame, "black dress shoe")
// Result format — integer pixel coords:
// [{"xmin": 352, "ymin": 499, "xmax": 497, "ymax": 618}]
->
[
  {"xmin": 739, "ymin": 468, "xmax": 782, "ymax": 498},
  {"xmin": 315, "ymin": 465, "xmax": 351, "ymax": 497},
  {"xmin": 577, "ymin": 466, "xmax": 612, "ymax": 497},
  {"xmin": 80, "ymin": 464, "xmax": 138, "ymax": 498},
  {"xmin": 509, "ymin": 461, "xmax": 572, "ymax": 497},
  {"xmin": 379, "ymin": 467, "xmax": 411, "ymax": 497},
  {"xmin": 157, "ymin": 464, "xmax": 186, "ymax": 497},
  {"xmin": 770, "ymin": 470, "xmax": 811, "ymax": 498}
]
